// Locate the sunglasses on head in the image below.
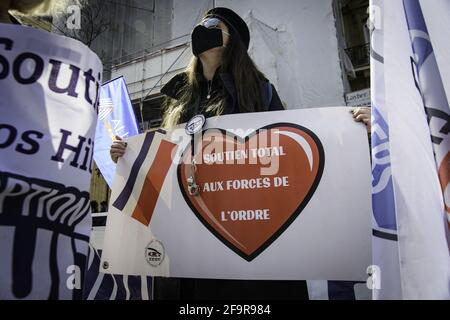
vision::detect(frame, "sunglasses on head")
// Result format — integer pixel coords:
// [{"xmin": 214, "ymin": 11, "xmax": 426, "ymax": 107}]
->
[{"xmin": 199, "ymin": 17, "xmax": 231, "ymax": 36}]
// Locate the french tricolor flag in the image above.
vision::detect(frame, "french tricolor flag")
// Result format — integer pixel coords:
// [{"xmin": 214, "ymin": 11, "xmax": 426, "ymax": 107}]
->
[{"xmin": 111, "ymin": 131, "xmax": 178, "ymax": 226}]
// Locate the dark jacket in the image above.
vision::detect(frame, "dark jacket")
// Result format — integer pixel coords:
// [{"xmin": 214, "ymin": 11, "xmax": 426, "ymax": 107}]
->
[{"xmin": 160, "ymin": 70, "xmax": 284, "ymax": 124}]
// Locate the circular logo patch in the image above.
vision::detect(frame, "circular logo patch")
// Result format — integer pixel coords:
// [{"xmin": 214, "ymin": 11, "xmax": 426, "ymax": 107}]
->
[
  {"xmin": 145, "ymin": 239, "xmax": 165, "ymax": 267},
  {"xmin": 185, "ymin": 114, "xmax": 206, "ymax": 135}
]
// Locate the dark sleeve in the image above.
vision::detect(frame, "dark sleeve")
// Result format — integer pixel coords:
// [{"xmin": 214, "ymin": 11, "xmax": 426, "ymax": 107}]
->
[
  {"xmin": 160, "ymin": 73, "xmax": 187, "ymax": 100},
  {"xmin": 268, "ymin": 84, "xmax": 285, "ymax": 111}
]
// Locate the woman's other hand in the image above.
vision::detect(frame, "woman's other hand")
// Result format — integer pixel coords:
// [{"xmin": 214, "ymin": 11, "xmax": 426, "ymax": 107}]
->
[
  {"xmin": 351, "ymin": 106, "xmax": 371, "ymax": 133},
  {"xmin": 110, "ymin": 135, "xmax": 127, "ymax": 163}
]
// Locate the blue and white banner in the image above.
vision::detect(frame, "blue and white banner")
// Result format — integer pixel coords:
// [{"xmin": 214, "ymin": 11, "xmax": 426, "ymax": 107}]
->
[
  {"xmin": 371, "ymin": 0, "xmax": 450, "ymax": 299},
  {"xmin": 0, "ymin": 24, "xmax": 102, "ymax": 299},
  {"xmin": 370, "ymin": 0, "xmax": 402, "ymax": 299},
  {"xmin": 94, "ymin": 76, "xmax": 140, "ymax": 188}
]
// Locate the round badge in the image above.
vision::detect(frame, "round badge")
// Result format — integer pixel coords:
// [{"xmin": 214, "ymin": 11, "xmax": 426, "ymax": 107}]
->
[
  {"xmin": 185, "ymin": 114, "xmax": 206, "ymax": 135},
  {"xmin": 145, "ymin": 240, "xmax": 165, "ymax": 267}
]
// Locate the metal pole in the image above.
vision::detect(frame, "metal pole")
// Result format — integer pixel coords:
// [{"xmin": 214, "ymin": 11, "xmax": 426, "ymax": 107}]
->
[{"xmin": 139, "ymin": 99, "xmax": 144, "ymax": 130}]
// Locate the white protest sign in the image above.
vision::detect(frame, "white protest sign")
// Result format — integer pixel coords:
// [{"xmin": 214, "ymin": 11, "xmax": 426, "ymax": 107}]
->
[
  {"xmin": 102, "ymin": 107, "xmax": 372, "ymax": 281},
  {"xmin": 0, "ymin": 24, "xmax": 102, "ymax": 299}
]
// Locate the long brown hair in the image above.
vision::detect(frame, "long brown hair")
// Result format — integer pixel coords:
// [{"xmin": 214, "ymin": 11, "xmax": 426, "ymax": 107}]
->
[{"xmin": 162, "ymin": 22, "xmax": 266, "ymax": 129}]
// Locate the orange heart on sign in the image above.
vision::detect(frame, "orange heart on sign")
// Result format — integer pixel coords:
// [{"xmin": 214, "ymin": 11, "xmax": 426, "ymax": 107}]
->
[{"xmin": 178, "ymin": 123, "xmax": 324, "ymax": 261}]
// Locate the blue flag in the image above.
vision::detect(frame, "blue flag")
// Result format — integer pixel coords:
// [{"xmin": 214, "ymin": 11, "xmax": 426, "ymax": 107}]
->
[
  {"xmin": 370, "ymin": 0, "xmax": 450, "ymax": 299},
  {"xmin": 403, "ymin": 0, "xmax": 450, "ymax": 232},
  {"xmin": 94, "ymin": 76, "xmax": 140, "ymax": 187},
  {"xmin": 370, "ymin": 0, "xmax": 402, "ymax": 299}
]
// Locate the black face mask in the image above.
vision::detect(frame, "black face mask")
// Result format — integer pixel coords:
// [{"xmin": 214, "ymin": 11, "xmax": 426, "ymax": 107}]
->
[{"xmin": 191, "ymin": 25, "xmax": 224, "ymax": 56}]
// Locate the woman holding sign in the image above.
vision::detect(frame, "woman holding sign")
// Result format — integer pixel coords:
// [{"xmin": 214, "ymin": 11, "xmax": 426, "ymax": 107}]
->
[
  {"xmin": 111, "ymin": 7, "xmax": 305, "ymax": 300},
  {"xmin": 110, "ymin": 7, "xmax": 370, "ymax": 300},
  {"xmin": 111, "ymin": 7, "xmax": 285, "ymax": 162},
  {"xmin": 110, "ymin": 6, "xmax": 370, "ymax": 160}
]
